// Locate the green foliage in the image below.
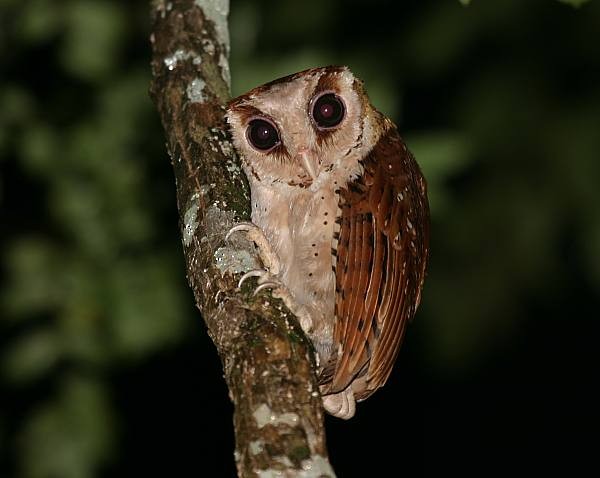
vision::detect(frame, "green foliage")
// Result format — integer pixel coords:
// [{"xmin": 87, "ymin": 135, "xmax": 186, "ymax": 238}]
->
[
  {"xmin": 557, "ymin": 0, "xmax": 592, "ymax": 6},
  {"xmin": 19, "ymin": 0, "xmax": 63, "ymax": 44},
  {"xmin": 62, "ymin": 1, "xmax": 126, "ymax": 81},
  {"xmin": 2, "ymin": 328, "xmax": 62, "ymax": 384},
  {"xmin": 1, "ymin": 2, "xmax": 191, "ymax": 475},
  {"xmin": 19, "ymin": 376, "xmax": 114, "ymax": 478},
  {"xmin": 406, "ymin": 132, "xmax": 471, "ymax": 215}
]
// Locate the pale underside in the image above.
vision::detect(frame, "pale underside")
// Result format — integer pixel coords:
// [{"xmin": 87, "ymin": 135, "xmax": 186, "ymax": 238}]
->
[{"xmin": 248, "ymin": 163, "xmax": 359, "ymax": 358}]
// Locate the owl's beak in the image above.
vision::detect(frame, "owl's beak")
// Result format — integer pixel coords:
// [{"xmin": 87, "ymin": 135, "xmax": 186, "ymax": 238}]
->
[{"xmin": 296, "ymin": 148, "xmax": 319, "ymax": 180}]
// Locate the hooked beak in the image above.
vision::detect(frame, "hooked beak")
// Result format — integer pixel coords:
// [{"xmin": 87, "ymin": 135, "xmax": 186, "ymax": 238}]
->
[{"xmin": 296, "ymin": 148, "xmax": 319, "ymax": 180}]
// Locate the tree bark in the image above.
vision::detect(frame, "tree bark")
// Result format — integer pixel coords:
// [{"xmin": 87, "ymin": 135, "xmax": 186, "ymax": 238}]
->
[{"xmin": 148, "ymin": 1, "xmax": 335, "ymax": 476}]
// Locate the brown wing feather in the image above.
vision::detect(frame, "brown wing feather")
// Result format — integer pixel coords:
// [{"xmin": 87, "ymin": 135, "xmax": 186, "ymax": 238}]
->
[{"xmin": 322, "ymin": 122, "xmax": 430, "ymax": 401}]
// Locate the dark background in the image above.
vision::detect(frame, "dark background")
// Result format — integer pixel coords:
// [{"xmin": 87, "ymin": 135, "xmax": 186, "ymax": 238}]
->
[{"xmin": 1, "ymin": 0, "xmax": 599, "ymax": 476}]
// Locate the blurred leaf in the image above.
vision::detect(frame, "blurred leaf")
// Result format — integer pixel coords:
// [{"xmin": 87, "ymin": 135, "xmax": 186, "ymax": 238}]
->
[
  {"xmin": 19, "ymin": 376, "xmax": 114, "ymax": 478},
  {"xmin": 0, "ymin": 85, "xmax": 35, "ymax": 126},
  {"xmin": 20, "ymin": 122, "xmax": 60, "ymax": 175},
  {"xmin": 229, "ymin": 1, "xmax": 259, "ymax": 57},
  {"xmin": 407, "ymin": 131, "xmax": 472, "ymax": 215},
  {"xmin": 2, "ymin": 239, "xmax": 66, "ymax": 318},
  {"xmin": 57, "ymin": 258, "xmax": 108, "ymax": 366},
  {"xmin": 557, "ymin": 0, "xmax": 591, "ymax": 6},
  {"xmin": 404, "ymin": 3, "xmax": 477, "ymax": 77},
  {"xmin": 408, "ymin": 132, "xmax": 471, "ymax": 182},
  {"xmin": 267, "ymin": 0, "xmax": 337, "ymax": 39},
  {"xmin": 19, "ymin": 0, "xmax": 63, "ymax": 44},
  {"xmin": 49, "ymin": 174, "xmax": 113, "ymax": 257},
  {"xmin": 48, "ymin": 71, "xmax": 156, "ymax": 254},
  {"xmin": 2, "ymin": 329, "xmax": 62, "ymax": 384},
  {"xmin": 60, "ymin": 0, "xmax": 125, "ymax": 81},
  {"xmin": 107, "ymin": 256, "xmax": 188, "ymax": 359}
]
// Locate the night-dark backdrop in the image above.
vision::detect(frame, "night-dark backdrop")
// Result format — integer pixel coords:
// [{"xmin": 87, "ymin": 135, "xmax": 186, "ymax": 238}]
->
[{"xmin": 1, "ymin": 0, "xmax": 599, "ymax": 476}]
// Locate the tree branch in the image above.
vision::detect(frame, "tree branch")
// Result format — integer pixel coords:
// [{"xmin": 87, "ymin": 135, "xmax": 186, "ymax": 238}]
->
[{"xmin": 148, "ymin": 1, "xmax": 335, "ymax": 476}]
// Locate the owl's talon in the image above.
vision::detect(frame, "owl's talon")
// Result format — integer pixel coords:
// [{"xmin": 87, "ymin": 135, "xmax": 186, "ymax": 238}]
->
[
  {"xmin": 237, "ymin": 268, "xmax": 285, "ymax": 297},
  {"xmin": 225, "ymin": 222, "xmax": 258, "ymax": 242},
  {"xmin": 254, "ymin": 282, "xmax": 282, "ymax": 295},
  {"xmin": 236, "ymin": 268, "xmax": 313, "ymax": 332},
  {"xmin": 238, "ymin": 269, "xmax": 267, "ymax": 288}
]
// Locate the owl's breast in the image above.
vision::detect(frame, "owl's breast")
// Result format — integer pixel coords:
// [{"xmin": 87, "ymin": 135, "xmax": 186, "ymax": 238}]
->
[{"xmin": 249, "ymin": 180, "xmax": 338, "ymax": 344}]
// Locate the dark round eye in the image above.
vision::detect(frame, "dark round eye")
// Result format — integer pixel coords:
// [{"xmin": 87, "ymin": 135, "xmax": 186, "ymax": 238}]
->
[
  {"xmin": 246, "ymin": 118, "xmax": 280, "ymax": 151},
  {"xmin": 311, "ymin": 93, "xmax": 345, "ymax": 129}
]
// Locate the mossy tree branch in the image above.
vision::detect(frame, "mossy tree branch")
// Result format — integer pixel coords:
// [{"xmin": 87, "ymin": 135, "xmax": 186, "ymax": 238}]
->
[{"xmin": 148, "ymin": 1, "xmax": 335, "ymax": 476}]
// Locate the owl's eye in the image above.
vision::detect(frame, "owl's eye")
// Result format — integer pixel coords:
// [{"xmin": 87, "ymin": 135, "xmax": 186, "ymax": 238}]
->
[
  {"xmin": 247, "ymin": 118, "xmax": 280, "ymax": 152},
  {"xmin": 311, "ymin": 93, "xmax": 345, "ymax": 129}
]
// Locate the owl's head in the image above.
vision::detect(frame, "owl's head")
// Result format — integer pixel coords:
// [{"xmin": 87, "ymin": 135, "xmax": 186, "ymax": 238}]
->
[{"xmin": 226, "ymin": 66, "xmax": 383, "ymax": 186}]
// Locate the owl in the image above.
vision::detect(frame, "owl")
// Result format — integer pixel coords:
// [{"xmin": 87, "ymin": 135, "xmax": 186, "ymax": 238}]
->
[{"xmin": 226, "ymin": 66, "xmax": 429, "ymax": 419}]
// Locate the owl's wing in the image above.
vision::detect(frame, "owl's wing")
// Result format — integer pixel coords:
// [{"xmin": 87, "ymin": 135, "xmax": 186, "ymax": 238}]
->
[{"xmin": 324, "ymin": 123, "xmax": 429, "ymax": 401}]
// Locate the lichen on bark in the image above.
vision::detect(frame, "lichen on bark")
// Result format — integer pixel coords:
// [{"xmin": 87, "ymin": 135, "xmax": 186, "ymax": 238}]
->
[{"xmin": 148, "ymin": 1, "xmax": 335, "ymax": 476}]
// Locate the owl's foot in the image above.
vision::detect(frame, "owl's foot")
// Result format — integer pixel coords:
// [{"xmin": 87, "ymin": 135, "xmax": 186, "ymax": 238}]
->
[
  {"xmin": 321, "ymin": 386, "xmax": 356, "ymax": 420},
  {"xmin": 227, "ymin": 223, "xmax": 313, "ymax": 333},
  {"xmin": 226, "ymin": 222, "xmax": 280, "ymax": 275},
  {"xmin": 237, "ymin": 269, "xmax": 313, "ymax": 332},
  {"xmin": 239, "ymin": 271, "xmax": 315, "ymax": 334},
  {"xmin": 237, "ymin": 268, "xmax": 283, "ymax": 295}
]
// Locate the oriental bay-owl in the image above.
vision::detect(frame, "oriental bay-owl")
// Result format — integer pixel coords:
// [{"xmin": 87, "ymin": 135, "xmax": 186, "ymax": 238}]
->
[{"xmin": 226, "ymin": 66, "xmax": 429, "ymax": 419}]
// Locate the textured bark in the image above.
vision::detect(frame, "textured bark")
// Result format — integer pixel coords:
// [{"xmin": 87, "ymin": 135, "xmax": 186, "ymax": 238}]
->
[{"xmin": 148, "ymin": 1, "xmax": 335, "ymax": 476}]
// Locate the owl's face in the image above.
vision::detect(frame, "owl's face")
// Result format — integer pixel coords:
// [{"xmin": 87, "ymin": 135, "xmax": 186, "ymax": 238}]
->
[{"xmin": 226, "ymin": 66, "xmax": 381, "ymax": 186}]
